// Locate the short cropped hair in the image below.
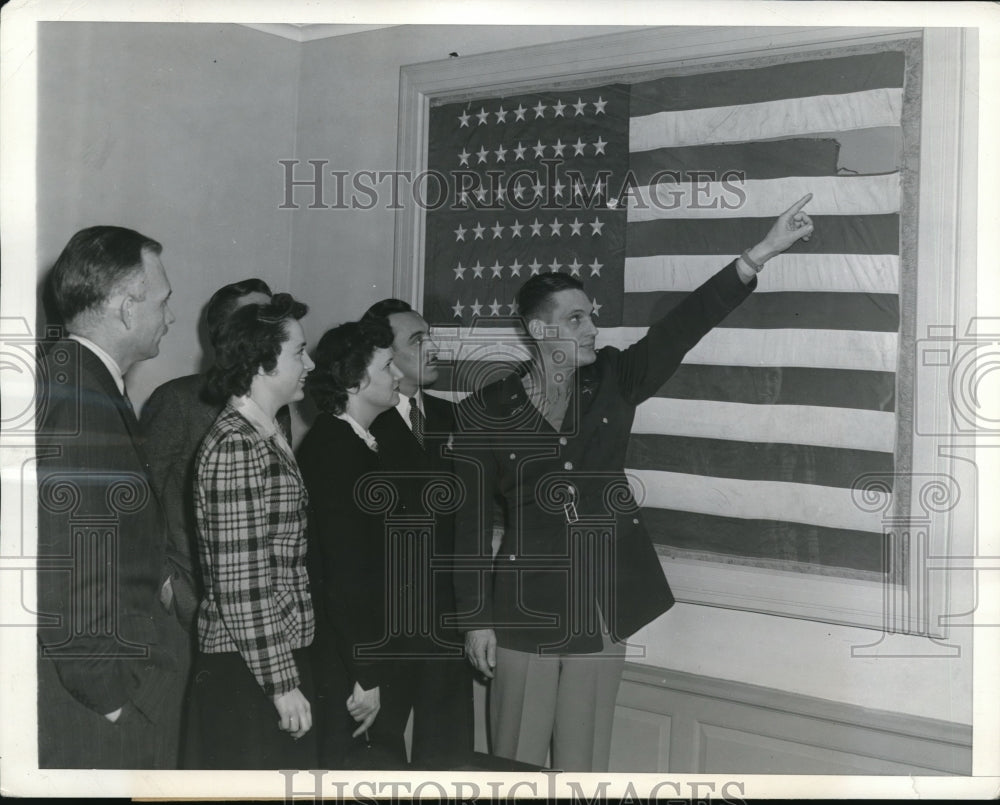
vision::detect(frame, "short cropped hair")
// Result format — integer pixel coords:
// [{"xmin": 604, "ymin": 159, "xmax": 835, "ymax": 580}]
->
[
  {"xmin": 49, "ymin": 226, "xmax": 163, "ymax": 324},
  {"xmin": 205, "ymin": 278, "xmax": 273, "ymax": 347},
  {"xmin": 361, "ymin": 298, "xmax": 413, "ymax": 329},
  {"xmin": 515, "ymin": 272, "xmax": 585, "ymax": 322},
  {"xmin": 306, "ymin": 319, "xmax": 394, "ymax": 416},
  {"xmin": 204, "ymin": 293, "xmax": 308, "ymax": 402}
]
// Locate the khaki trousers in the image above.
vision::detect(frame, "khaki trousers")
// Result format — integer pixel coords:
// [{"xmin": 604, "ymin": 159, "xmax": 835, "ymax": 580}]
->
[{"xmin": 490, "ymin": 627, "xmax": 626, "ymax": 772}]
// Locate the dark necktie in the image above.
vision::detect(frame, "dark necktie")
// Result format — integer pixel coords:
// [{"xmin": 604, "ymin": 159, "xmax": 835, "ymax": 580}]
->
[
  {"xmin": 122, "ymin": 387, "xmax": 136, "ymax": 418},
  {"xmin": 409, "ymin": 398, "xmax": 425, "ymax": 449}
]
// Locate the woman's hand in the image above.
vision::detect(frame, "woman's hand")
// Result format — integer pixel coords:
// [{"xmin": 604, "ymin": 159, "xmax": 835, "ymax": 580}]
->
[
  {"xmin": 346, "ymin": 681, "xmax": 380, "ymax": 738},
  {"xmin": 273, "ymin": 687, "xmax": 312, "ymax": 739}
]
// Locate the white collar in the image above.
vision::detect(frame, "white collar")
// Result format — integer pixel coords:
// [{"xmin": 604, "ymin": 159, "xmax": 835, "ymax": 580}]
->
[
  {"xmin": 69, "ymin": 334, "xmax": 125, "ymax": 395},
  {"xmin": 336, "ymin": 412, "xmax": 379, "ymax": 453},
  {"xmin": 231, "ymin": 395, "xmax": 295, "ymax": 458}
]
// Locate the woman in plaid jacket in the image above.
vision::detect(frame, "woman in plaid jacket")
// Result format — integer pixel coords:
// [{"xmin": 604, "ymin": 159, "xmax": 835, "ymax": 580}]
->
[{"xmin": 190, "ymin": 293, "xmax": 317, "ymax": 769}]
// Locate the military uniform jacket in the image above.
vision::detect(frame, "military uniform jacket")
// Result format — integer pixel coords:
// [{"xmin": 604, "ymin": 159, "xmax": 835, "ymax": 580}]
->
[{"xmin": 453, "ymin": 262, "xmax": 754, "ymax": 654}]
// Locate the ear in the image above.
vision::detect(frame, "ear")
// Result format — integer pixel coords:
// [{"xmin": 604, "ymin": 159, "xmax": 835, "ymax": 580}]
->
[
  {"xmin": 118, "ymin": 294, "xmax": 135, "ymax": 330},
  {"xmin": 526, "ymin": 317, "xmax": 546, "ymax": 341}
]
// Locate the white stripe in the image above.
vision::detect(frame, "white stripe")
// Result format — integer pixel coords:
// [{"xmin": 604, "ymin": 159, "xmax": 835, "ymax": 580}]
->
[
  {"xmin": 630, "ymin": 87, "xmax": 903, "ymax": 150},
  {"xmin": 633, "ymin": 397, "xmax": 896, "ymax": 453},
  {"xmin": 624, "ymin": 254, "xmax": 900, "ymax": 294},
  {"xmin": 627, "ymin": 174, "xmax": 900, "ymax": 221},
  {"xmin": 597, "ymin": 328, "xmax": 898, "ymax": 372},
  {"xmin": 627, "ymin": 469, "xmax": 888, "ymax": 534}
]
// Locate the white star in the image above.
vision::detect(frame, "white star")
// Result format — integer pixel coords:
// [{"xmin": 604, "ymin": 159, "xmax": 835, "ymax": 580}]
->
[
  {"xmin": 495, "ymin": 185, "xmax": 506, "ymax": 203},
  {"xmin": 471, "ymin": 261, "xmax": 485, "ymax": 278},
  {"xmin": 507, "ymin": 299, "xmax": 519, "ymax": 315},
  {"xmin": 454, "ymin": 224, "xmax": 467, "ymax": 241},
  {"xmin": 551, "ymin": 139, "xmax": 566, "ymax": 157},
  {"xmin": 573, "ymin": 97, "xmax": 587, "ymax": 115},
  {"xmin": 491, "ymin": 221, "xmax": 505, "ymax": 239},
  {"xmin": 588, "ymin": 259, "xmax": 603, "ymax": 277},
  {"xmin": 457, "ymin": 190, "xmax": 469, "ymax": 206},
  {"xmin": 549, "ymin": 218, "xmax": 563, "ymax": 236},
  {"xmin": 533, "ymin": 100, "xmax": 547, "ymax": 118},
  {"xmin": 509, "ymin": 220, "xmax": 524, "ymax": 238},
  {"xmin": 495, "ymin": 144, "xmax": 508, "ymax": 162},
  {"xmin": 591, "ymin": 297, "xmax": 603, "ymax": 316},
  {"xmin": 572, "ymin": 180, "xmax": 584, "ymax": 198},
  {"xmin": 495, "ymin": 105, "xmax": 508, "ymax": 123},
  {"xmin": 514, "ymin": 104, "xmax": 527, "ymax": 121},
  {"xmin": 458, "ymin": 148, "xmax": 471, "ymax": 166},
  {"xmin": 594, "ymin": 178, "xmax": 605, "ymax": 197},
  {"xmin": 529, "ymin": 259, "xmax": 543, "ymax": 276},
  {"xmin": 514, "ymin": 142, "xmax": 527, "ymax": 160},
  {"xmin": 572, "ymin": 138, "xmax": 587, "ymax": 156},
  {"xmin": 548, "ymin": 257, "xmax": 562, "ymax": 272},
  {"xmin": 474, "ymin": 188, "xmax": 487, "ymax": 203},
  {"xmin": 569, "ymin": 217, "xmax": 583, "ymax": 236},
  {"xmin": 490, "ymin": 261, "xmax": 504, "ymax": 278},
  {"xmin": 568, "ymin": 259, "xmax": 582, "ymax": 277},
  {"xmin": 453, "ymin": 262, "xmax": 467, "ymax": 280},
  {"xmin": 472, "ymin": 222, "xmax": 486, "ymax": 240},
  {"xmin": 593, "ymin": 96, "xmax": 607, "ymax": 114},
  {"xmin": 530, "ymin": 218, "xmax": 544, "ymax": 236},
  {"xmin": 593, "ymin": 137, "xmax": 607, "ymax": 155},
  {"xmin": 533, "ymin": 180, "xmax": 545, "ymax": 198},
  {"xmin": 489, "ymin": 298, "xmax": 502, "ymax": 316},
  {"xmin": 552, "ymin": 179, "xmax": 565, "ymax": 198},
  {"xmin": 476, "ymin": 146, "xmax": 489, "ymax": 164},
  {"xmin": 458, "ymin": 110, "xmax": 470, "ymax": 127},
  {"xmin": 509, "ymin": 259, "xmax": 523, "ymax": 276},
  {"xmin": 470, "ymin": 298, "xmax": 483, "ymax": 316},
  {"xmin": 452, "ymin": 299, "xmax": 465, "ymax": 318},
  {"xmin": 552, "ymin": 99, "xmax": 566, "ymax": 117},
  {"xmin": 589, "ymin": 217, "xmax": 605, "ymax": 236},
  {"xmin": 476, "ymin": 107, "xmax": 489, "ymax": 125},
  {"xmin": 512, "ymin": 183, "xmax": 526, "ymax": 201},
  {"xmin": 533, "ymin": 140, "xmax": 547, "ymax": 158}
]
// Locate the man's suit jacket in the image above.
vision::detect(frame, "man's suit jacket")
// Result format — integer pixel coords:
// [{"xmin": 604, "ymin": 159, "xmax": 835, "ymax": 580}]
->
[
  {"xmin": 453, "ymin": 262, "xmax": 755, "ymax": 654},
  {"xmin": 35, "ymin": 340, "xmax": 187, "ymax": 768},
  {"xmin": 370, "ymin": 393, "xmax": 463, "ymax": 649}
]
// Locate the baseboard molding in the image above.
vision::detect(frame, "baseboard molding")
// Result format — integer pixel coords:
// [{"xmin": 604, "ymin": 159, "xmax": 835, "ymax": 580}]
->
[{"xmin": 611, "ymin": 663, "xmax": 972, "ymax": 775}]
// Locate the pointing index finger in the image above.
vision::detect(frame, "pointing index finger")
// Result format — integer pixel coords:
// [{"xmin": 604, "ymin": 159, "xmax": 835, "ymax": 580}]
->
[{"xmin": 787, "ymin": 193, "xmax": 813, "ymax": 216}]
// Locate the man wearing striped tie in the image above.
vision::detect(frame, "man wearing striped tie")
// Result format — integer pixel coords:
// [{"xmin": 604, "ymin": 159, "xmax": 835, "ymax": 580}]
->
[
  {"xmin": 35, "ymin": 226, "xmax": 188, "ymax": 768},
  {"xmin": 455, "ymin": 196, "xmax": 815, "ymax": 772},
  {"xmin": 361, "ymin": 299, "xmax": 476, "ymax": 768}
]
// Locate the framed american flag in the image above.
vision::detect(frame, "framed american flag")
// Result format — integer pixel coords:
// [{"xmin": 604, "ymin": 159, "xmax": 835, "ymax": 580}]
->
[{"xmin": 393, "ymin": 26, "xmax": 977, "ymax": 636}]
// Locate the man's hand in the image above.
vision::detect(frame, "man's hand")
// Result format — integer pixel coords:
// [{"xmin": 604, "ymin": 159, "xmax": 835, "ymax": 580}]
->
[
  {"xmin": 746, "ymin": 193, "xmax": 815, "ymax": 266},
  {"xmin": 273, "ymin": 687, "xmax": 312, "ymax": 739},
  {"xmin": 346, "ymin": 682, "xmax": 380, "ymax": 738},
  {"xmin": 465, "ymin": 628, "xmax": 497, "ymax": 679}
]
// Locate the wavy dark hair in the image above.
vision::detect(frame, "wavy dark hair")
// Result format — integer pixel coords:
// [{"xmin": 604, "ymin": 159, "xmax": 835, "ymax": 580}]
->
[
  {"xmin": 306, "ymin": 319, "xmax": 394, "ymax": 416},
  {"xmin": 205, "ymin": 293, "xmax": 308, "ymax": 403}
]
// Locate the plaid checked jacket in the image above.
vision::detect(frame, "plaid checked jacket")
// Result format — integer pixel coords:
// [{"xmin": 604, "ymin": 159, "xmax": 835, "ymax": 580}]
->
[{"xmin": 194, "ymin": 402, "xmax": 314, "ymax": 697}]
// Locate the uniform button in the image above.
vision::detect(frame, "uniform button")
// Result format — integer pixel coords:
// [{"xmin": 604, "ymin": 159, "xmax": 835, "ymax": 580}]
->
[
  {"xmin": 564, "ymin": 461, "xmax": 573, "ymax": 470},
  {"xmin": 602, "ymin": 417, "xmax": 608, "ymax": 423},
  {"xmin": 558, "ymin": 436, "xmax": 567, "ymax": 446},
  {"xmin": 509, "ymin": 452, "xmax": 517, "ymax": 460},
  {"xmin": 633, "ymin": 518, "xmax": 640, "ymax": 524},
  {"xmin": 509, "ymin": 554, "xmax": 516, "ymax": 561}
]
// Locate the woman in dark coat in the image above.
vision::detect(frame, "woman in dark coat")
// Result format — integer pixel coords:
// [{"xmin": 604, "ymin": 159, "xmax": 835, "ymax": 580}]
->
[{"xmin": 297, "ymin": 319, "xmax": 407, "ymax": 768}]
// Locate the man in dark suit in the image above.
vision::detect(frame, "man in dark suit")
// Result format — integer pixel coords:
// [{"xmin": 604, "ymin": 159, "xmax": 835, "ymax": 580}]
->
[
  {"xmin": 36, "ymin": 225, "xmax": 188, "ymax": 768},
  {"xmin": 362, "ymin": 299, "xmax": 475, "ymax": 769},
  {"xmin": 139, "ymin": 279, "xmax": 278, "ymax": 631}
]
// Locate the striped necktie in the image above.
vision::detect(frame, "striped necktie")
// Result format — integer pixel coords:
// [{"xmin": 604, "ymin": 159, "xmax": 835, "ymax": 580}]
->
[{"xmin": 408, "ymin": 397, "xmax": 425, "ymax": 449}]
